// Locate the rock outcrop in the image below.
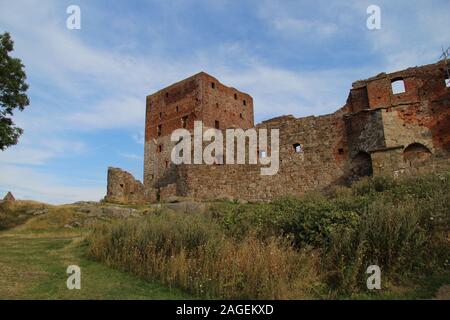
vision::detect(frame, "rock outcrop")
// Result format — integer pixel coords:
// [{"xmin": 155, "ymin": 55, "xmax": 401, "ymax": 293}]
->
[{"xmin": 3, "ymin": 192, "xmax": 15, "ymax": 202}]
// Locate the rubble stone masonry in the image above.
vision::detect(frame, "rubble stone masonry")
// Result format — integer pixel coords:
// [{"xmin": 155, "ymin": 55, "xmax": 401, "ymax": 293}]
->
[
  {"xmin": 104, "ymin": 167, "xmax": 147, "ymax": 205},
  {"xmin": 106, "ymin": 61, "xmax": 450, "ymax": 204}
]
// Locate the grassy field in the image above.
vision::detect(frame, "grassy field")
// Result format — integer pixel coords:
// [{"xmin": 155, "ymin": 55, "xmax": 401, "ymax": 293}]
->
[
  {"xmin": 87, "ymin": 172, "xmax": 450, "ymax": 299},
  {"xmin": 0, "ymin": 171, "xmax": 449, "ymax": 300},
  {"xmin": 0, "ymin": 204, "xmax": 191, "ymax": 300}
]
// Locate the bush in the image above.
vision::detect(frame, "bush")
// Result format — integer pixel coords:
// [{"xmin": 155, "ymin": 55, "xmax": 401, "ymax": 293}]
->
[
  {"xmin": 271, "ymin": 196, "xmax": 361, "ymax": 248},
  {"xmin": 86, "ymin": 171, "xmax": 450, "ymax": 298},
  {"xmin": 323, "ymin": 173, "xmax": 450, "ymax": 293},
  {"xmin": 211, "ymin": 195, "xmax": 361, "ymax": 248},
  {"xmin": 208, "ymin": 172, "xmax": 450, "ymax": 294}
]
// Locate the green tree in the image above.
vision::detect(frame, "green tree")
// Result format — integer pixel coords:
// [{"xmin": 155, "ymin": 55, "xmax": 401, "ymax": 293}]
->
[{"xmin": 0, "ymin": 32, "xmax": 29, "ymax": 150}]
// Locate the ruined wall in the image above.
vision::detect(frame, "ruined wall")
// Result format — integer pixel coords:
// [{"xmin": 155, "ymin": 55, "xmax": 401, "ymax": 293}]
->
[
  {"xmin": 145, "ymin": 72, "xmax": 254, "ymax": 141},
  {"xmin": 347, "ymin": 85, "xmax": 369, "ymax": 113},
  {"xmin": 143, "ymin": 135, "xmax": 179, "ymax": 202},
  {"xmin": 143, "ymin": 72, "xmax": 255, "ymax": 201},
  {"xmin": 344, "ymin": 109, "xmax": 386, "ymax": 157},
  {"xmin": 145, "ymin": 75, "xmax": 199, "ymax": 142},
  {"xmin": 199, "ymin": 72, "xmax": 254, "ymax": 130},
  {"xmin": 109, "ymin": 60, "xmax": 450, "ymax": 204},
  {"xmin": 171, "ymin": 111, "xmax": 349, "ymax": 202},
  {"xmin": 104, "ymin": 167, "xmax": 146, "ymax": 205},
  {"xmin": 345, "ymin": 61, "xmax": 450, "ymax": 177}
]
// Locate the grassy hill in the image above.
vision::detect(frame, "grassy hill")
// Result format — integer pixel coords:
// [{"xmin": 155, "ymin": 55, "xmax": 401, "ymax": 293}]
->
[
  {"xmin": 0, "ymin": 202, "xmax": 191, "ymax": 299},
  {"xmin": 86, "ymin": 172, "xmax": 450, "ymax": 299},
  {"xmin": 0, "ymin": 171, "xmax": 449, "ymax": 300}
]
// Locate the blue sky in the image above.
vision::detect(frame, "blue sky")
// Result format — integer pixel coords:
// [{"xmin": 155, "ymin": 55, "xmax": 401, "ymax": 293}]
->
[{"xmin": 0, "ymin": 0, "xmax": 449, "ymax": 204}]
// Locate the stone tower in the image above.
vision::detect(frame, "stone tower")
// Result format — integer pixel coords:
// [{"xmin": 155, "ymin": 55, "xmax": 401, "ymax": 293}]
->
[{"xmin": 143, "ymin": 72, "xmax": 255, "ymax": 201}]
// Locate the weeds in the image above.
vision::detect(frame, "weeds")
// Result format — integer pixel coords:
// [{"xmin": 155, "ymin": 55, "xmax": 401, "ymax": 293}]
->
[{"xmin": 86, "ymin": 171, "xmax": 450, "ymax": 298}]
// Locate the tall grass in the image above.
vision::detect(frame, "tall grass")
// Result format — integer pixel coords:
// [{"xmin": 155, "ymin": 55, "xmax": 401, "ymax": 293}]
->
[
  {"xmin": 86, "ymin": 171, "xmax": 450, "ymax": 298},
  {"xmin": 86, "ymin": 211, "xmax": 318, "ymax": 299},
  {"xmin": 0, "ymin": 201, "xmax": 51, "ymax": 230}
]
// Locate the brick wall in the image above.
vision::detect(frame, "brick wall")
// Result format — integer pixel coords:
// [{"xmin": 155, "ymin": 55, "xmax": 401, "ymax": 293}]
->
[
  {"xmin": 143, "ymin": 72, "xmax": 255, "ymax": 201},
  {"xmin": 346, "ymin": 61, "xmax": 450, "ymax": 177}
]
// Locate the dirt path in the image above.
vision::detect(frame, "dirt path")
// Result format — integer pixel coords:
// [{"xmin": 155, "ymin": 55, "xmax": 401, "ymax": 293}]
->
[{"xmin": 0, "ymin": 226, "xmax": 190, "ymax": 299}]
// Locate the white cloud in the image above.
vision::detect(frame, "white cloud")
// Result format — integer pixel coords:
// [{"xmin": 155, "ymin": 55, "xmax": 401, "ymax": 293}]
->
[
  {"xmin": 120, "ymin": 153, "xmax": 142, "ymax": 161},
  {"xmin": 272, "ymin": 18, "xmax": 338, "ymax": 38},
  {"xmin": 257, "ymin": 0, "xmax": 356, "ymax": 40},
  {"xmin": 361, "ymin": 0, "xmax": 450, "ymax": 72},
  {"xmin": 0, "ymin": 164, "xmax": 104, "ymax": 204},
  {"xmin": 66, "ymin": 96, "xmax": 145, "ymax": 130},
  {"xmin": 215, "ymin": 62, "xmax": 370, "ymax": 121},
  {"xmin": 1, "ymin": 0, "xmax": 448, "ymax": 204},
  {"xmin": 0, "ymin": 137, "xmax": 86, "ymax": 165},
  {"xmin": 0, "ymin": 0, "xmax": 371, "ymax": 130}
]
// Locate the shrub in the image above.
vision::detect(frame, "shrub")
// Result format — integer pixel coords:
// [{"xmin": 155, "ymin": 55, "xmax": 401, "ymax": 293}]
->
[
  {"xmin": 271, "ymin": 196, "xmax": 360, "ymax": 248},
  {"xmin": 207, "ymin": 172, "xmax": 450, "ymax": 295},
  {"xmin": 211, "ymin": 195, "xmax": 361, "ymax": 248},
  {"xmin": 323, "ymin": 193, "xmax": 450, "ymax": 293},
  {"xmin": 86, "ymin": 211, "xmax": 319, "ymax": 299},
  {"xmin": 86, "ymin": 171, "xmax": 450, "ymax": 298}
]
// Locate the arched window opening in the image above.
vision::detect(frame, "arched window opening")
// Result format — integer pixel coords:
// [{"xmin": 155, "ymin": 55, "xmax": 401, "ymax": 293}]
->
[
  {"xmin": 404, "ymin": 143, "xmax": 432, "ymax": 166},
  {"xmin": 351, "ymin": 151, "xmax": 373, "ymax": 178}
]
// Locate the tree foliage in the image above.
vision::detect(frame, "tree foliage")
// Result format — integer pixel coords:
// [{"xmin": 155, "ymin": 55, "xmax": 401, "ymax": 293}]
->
[{"xmin": 0, "ymin": 32, "xmax": 29, "ymax": 150}]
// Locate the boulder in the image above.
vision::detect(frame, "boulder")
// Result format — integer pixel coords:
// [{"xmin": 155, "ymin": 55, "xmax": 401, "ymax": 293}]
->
[
  {"xmin": 3, "ymin": 192, "xmax": 15, "ymax": 202},
  {"xmin": 101, "ymin": 205, "xmax": 137, "ymax": 218}
]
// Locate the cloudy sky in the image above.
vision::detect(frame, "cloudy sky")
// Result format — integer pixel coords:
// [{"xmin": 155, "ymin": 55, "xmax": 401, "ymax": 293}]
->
[{"xmin": 0, "ymin": 0, "xmax": 449, "ymax": 204}]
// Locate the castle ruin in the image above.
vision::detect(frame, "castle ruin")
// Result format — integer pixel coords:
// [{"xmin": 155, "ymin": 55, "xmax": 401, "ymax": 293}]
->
[{"xmin": 105, "ymin": 61, "xmax": 450, "ymax": 204}]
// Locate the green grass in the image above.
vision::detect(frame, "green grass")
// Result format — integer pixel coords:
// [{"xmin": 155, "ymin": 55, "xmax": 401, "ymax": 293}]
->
[
  {"xmin": 1, "ymin": 171, "xmax": 449, "ymax": 300},
  {"xmin": 0, "ymin": 215, "xmax": 191, "ymax": 299},
  {"xmin": 87, "ymin": 171, "xmax": 450, "ymax": 299}
]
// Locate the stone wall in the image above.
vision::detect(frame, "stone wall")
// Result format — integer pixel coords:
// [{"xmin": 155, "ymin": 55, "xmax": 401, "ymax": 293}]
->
[
  {"xmin": 143, "ymin": 72, "xmax": 255, "ymax": 202},
  {"xmin": 104, "ymin": 167, "xmax": 146, "ymax": 205},
  {"xmin": 345, "ymin": 60, "xmax": 450, "ymax": 178},
  {"xmin": 344, "ymin": 109, "xmax": 386, "ymax": 157},
  {"xmin": 167, "ymin": 110, "xmax": 349, "ymax": 202},
  {"xmin": 144, "ymin": 72, "xmax": 253, "ymax": 141},
  {"xmin": 107, "ymin": 60, "xmax": 450, "ymax": 204}
]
